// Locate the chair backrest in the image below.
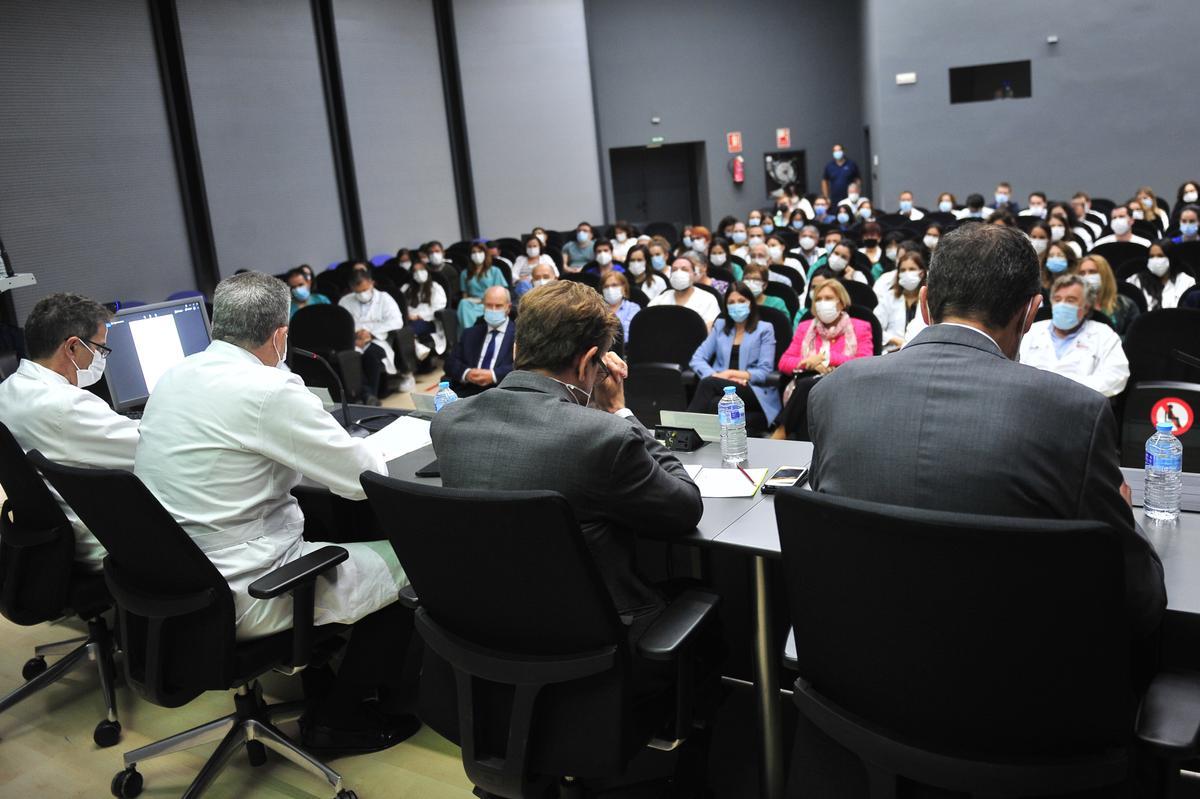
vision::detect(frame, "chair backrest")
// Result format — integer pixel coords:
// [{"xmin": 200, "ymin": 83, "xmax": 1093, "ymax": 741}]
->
[
  {"xmin": 769, "ymin": 264, "xmax": 806, "ymax": 294},
  {"xmin": 1119, "ymin": 380, "xmax": 1200, "ymax": 471},
  {"xmin": 313, "ymin": 270, "xmax": 344, "ymax": 302},
  {"xmin": 0, "ymin": 351, "xmax": 18, "ymax": 382},
  {"xmin": 561, "ymin": 271, "xmax": 600, "ymax": 291},
  {"xmin": 626, "ymin": 305, "xmax": 708, "ymax": 368},
  {"xmin": 1123, "ymin": 309, "xmax": 1200, "ymax": 384},
  {"xmin": 30, "ymin": 455, "xmax": 237, "ymax": 707},
  {"xmin": 289, "ymin": 304, "xmax": 356, "ymax": 352},
  {"xmin": 625, "ymin": 362, "xmax": 690, "ymax": 427},
  {"xmin": 776, "ymin": 489, "xmax": 1130, "ymax": 759},
  {"xmin": 0, "ymin": 424, "xmax": 76, "ymax": 625},
  {"xmin": 1092, "ymin": 242, "xmax": 1148, "ymax": 271},
  {"xmin": 627, "ymin": 287, "xmax": 649, "ymax": 308},
  {"xmin": 1117, "ymin": 280, "xmax": 1149, "ymax": 314},
  {"xmin": 756, "ymin": 305, "xmax": 792, "ymax": 361},
  {"xmin": 643, "ymin": 221, "xmax": 678, "ymax": 246},
  {"xmin": 707, "ymin": 264, "xmax": 735, "ymax": 284},
  {"xmin": 764, "ymin": 281, "xmax": 800, "ymax": 320},
  {"xmin": 843, "ymin": 279, "xmax": 879, "ymax": 310},
  {"xmin": 360, "ymin": 474, "xmax": 636, "ymax": 790},
  {"xmin": 845, "ymin": 304, "xmax": 883, "ymax": 356}
]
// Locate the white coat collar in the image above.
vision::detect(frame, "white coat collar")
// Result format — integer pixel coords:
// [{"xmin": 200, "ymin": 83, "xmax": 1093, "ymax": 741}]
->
[{"xmin": 19, "ymin": 358, "xmax": 70, "ymax": 385}]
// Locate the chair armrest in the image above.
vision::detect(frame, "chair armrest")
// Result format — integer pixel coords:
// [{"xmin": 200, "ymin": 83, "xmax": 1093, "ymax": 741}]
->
[
  {"xmin": 398, "ymin": 583, "xmax": 420, "ymax": 610},
  {"xmin": 1136, "ymin": 671, "xmax": 1200, "ymax": 759},
  {"xmin": 680, "ymin": 369, "xmax": 698, "ymax": 387},
  {"xmin": 248, "ymin": 546, "xmax": 348, "ymax": 600},
  {"xmin": 637, "ymin": 589, "xmax": 720, "ymax": 662},
  {"xmin": 764, "ymin": 371, "xmax": 784, "ymax": 389}
]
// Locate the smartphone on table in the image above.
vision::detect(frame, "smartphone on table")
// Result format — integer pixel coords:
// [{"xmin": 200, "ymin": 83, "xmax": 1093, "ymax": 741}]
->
[{"xmin": 761, "ymin": 465, "xmax": 810, "ymax": 494}]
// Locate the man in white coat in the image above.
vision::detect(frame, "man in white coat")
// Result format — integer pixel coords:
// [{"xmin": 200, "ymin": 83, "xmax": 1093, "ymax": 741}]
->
[
  {"xmin": 338, "ymin": 269, "xmax": 414, "ymax": 402},
  {"xmin": 0, "ymin": 294, "xmax": 138, "ymax": 570},
  {"xmin": 135, "ymin": 271, "xmax": 417, "ymax": 753},
  {"xmin": 1019, "ymin": 274, "xmax": 1130, "ymax": 397}
]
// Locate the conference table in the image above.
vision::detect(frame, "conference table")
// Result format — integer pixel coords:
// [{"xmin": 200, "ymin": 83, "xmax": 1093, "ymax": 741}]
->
[{"xmin": 375, "ymin": 422, "xmax": 1200, "ymax": 799}]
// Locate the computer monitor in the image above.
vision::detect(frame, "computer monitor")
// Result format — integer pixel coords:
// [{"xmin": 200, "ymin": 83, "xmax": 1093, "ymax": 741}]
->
[{"xmin": 104, "ymin": 297, "xmax": 211, "ymax": 411}]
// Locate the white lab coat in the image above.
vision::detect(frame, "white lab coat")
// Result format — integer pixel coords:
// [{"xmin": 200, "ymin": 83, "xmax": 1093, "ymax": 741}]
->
[
  {"xmin": 1127, "ymin": 272, "xmax": 1197, "ymax": 310},
  {"xmin": 134, "ymin": 341, "xmax": 405, "ymax": 640},
  {"xmin": 873, "ymin": 291, "xmax": 920, "ymax": 353},
  {"xmin": 1018, "ymin": 320, "xmax": 1130, "ymax": 397},
  {"xmin": 403, "ymin": 281, "xmax": 448, "ymax": 354},
  {"xmin": 338, "ymin": 290, "xmax": 404, "ymax": 375},
  {"xmin": 0, "ymin": 359, "xmax": 139, "ymax": 570}
]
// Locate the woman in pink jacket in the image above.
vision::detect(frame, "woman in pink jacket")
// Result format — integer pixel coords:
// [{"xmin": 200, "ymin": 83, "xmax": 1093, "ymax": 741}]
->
[{"xmin": 773, "ymin": 278, "xmax": 874, "ymax": 439}]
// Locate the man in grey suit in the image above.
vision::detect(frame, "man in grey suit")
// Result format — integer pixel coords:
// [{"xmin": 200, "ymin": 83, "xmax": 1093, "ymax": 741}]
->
[
  {"xmin": 800, "ymin": 222, "xmax": 1166, "ymax": 798},
  {"xmin": 431, "ymin": 280, "xmax": 703, "ymax": 638}
]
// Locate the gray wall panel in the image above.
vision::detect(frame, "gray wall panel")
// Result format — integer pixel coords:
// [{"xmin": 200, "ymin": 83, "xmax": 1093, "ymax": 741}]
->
[
  {"xmin": 177, "ymin": 0, "xmax": 344, "ymax": 275},
  {"xmin": 455, "ymin": 0, "xmax": 604, "ymax": 237},
  {"xmin": 862, "ymin": 0, "xmax": 1199, "ymax": 208},
  {"xmin": 0, "ymin": 0, "xmax": 193, "ymax": 322},
  {"xmin": 334, "ymin": 0, "xmax": 460, "ymax": 253}
]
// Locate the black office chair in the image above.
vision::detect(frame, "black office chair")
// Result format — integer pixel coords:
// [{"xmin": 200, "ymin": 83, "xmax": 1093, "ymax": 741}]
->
[
  {"xmin": 0, "ymin": 424, "xmax": 120, "ymax": 746},
  {"xmin": 764, "ymin": 281, "xmax": 800, "ymax": 321},
  {"xmin": 643, "ymin": 221, "xmax": 678, "ymax": 246},
  {"xmin": 769, "ymin": 264, "xmax": 806, "ymax": 295},
  {"xmin": 1119, "ymin": 379, "xmax": 1200, "ymax": 471},
  {"xmin": 1093, "ymin": 241, "xmax": 1150, "ymax": 271},
  {"xmin": 561, "ymin": 271, "xmax": 601, "ymax": 291},
  {"xmin": 313, "ymin": 271, "xmax": 344, "ymax": 303},
  {"xmin": 626, "ymin": 305, "xmax": 708, "ymax": 368},
  {"xmin": 288, "ymin": 304, "xmax": 364, "ymax": 403},
  {"xmin": 627, "ymin": 287, "xmax": 649, "ymax": 308},
  {"xmin": 1123, "ymin": 309, "xmax": 1200, "ymax": 385},
  {"xmin": 758, "ymin": 305, "xmax": 793, "ymax": 362},
  {"xmin": 360, "ymin": 475, "xmax": 719, "ymax": 799},
  {"xmin": 843, "ymin": 279, "xmax": 879, "ymax": 311},
  {"xmin": 707, "ymin": 264, "xmax": 735, "ymax": 284},
  {"xmin": 625, "ymin": 362, "xmax": 692, "ymax": 427},
  {"xmin": 31, "ymin": 454, "xmax": 358, "ymax": 799},
  {"xmin": 776, "ymin": 489, "xmax": 1200, "ymax": 798},
  {"xmin": 1118, "ymin": 280, "xmax": 1149, "ymax": 314},
  {"xmin": 847, "ymin": 305, "xmax": 884, "ymax": 356}
]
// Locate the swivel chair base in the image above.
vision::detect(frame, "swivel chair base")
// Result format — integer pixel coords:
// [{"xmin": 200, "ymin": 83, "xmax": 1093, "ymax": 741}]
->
[
  {"xmin": 110, "ymin": 680, "xmax": 355, "ymax": 799},
  {"xmin": 0, "ymin": 616, "xmax": 120, "ymax": 746}
]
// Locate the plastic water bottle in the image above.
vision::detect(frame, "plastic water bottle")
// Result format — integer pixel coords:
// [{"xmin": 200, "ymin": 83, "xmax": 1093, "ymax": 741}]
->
[
  {"xmin": 718, "ymin": 386, "xmax": 748, "ymax": 467},
  {"xmin": 434, "ymin": 381, "xmax": 458, "ymax": 412},
  {"xmin": 1145, "ymin": 422, "xmax": 1183, "ymax": 521}
]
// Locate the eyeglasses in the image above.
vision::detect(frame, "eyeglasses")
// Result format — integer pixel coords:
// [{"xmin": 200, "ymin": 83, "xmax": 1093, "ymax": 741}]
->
[
  {"xmin": 71, "ymin": 338, "xmax": 112, "ymax": 357},
  {"xmin": 595, "ymin": 357, "xmax": 612, "ymax": 383}
]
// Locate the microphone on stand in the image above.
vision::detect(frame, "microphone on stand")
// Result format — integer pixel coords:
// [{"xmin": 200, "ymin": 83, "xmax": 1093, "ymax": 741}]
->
[{"xmin": 291, "ymin": 347, "xmax": 371, "ymax": 438}]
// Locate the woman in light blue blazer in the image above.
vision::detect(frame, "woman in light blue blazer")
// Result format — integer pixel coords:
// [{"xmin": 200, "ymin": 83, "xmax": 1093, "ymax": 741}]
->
[{"xmin": 687, "ymin": 281, "xmax": 779, "ymax": 435}]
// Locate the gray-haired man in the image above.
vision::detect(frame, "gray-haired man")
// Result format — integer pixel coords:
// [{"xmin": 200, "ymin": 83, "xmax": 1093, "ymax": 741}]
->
[{"xmin": 135, "ymin": 271, "xmax": 418, "ymax": 753}]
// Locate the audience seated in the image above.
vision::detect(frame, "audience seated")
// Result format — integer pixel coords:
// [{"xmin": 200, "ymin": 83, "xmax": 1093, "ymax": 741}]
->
[
  {"xmin": 992, "ymin": 180, "xmax": 1021, "ymax": 214},
  {"xmin": 624, "ymin": 243, "xmax": 666, "ymax": 299},
  {"xmin": 707, "ymin": 238, "xmax": 740, "ymax": 282},
  {"xmin": 134, "ymin": 271, "xmax": 419, "ymax": 753},
  {"xmin": 857, "ymin": 221, "xmax": 885, "ymax": 280},
  {"xmin": 456, "ymin": 241, "xmax": 507, "ymax": 332},
  {"xmin": 339, "ymin": 270, "xmax": 413, "ymax": 402},
  {"xmin": 0, "ymin": 293, "xmax": 138, "ymax": 571},
  {"xmin": 601, "ymin": 270, "xmax": 640, "ymax": 342},
  {"xmin": 687, "ymin": 282, "xmax": 779, "ymax": 436},
  {"xmin": 1020, "ymin": 190, "xmax": 1049, "ymax": 218},
  {"xmin": 1127, "ymin": 240, "xmax": 1197, "ymax": 310},
  {"xmin": 1093, "ymin": 205, "xmax": 1152, "ymax": 248},
  {"xmin": 773, "ymin": 278, "xmax": 873, "ymax": 440},
  {"xmin": 512, "ymin": 232, "xmax": 558, "ymax": 282},
  {"xmin": 514, "ymin": 260, "xmax": 556, "ymax": 301},
  {"xmin": 1134, "ymin": 186, "xmax": 1170, "ymax": 231},
  {"xmin": 742, "ymin": 261, "xmax": 790, "ymax": 319},
  {"xmin": 1039, "ymin": 238, "xmax": 1078, "ymax": 294},
  {"xmin": 874, "ymin": 251, "xmax": 926, "ymax": 353},
  {"xmin": 791, "ymin": 224, "xmax": 824, "ymax": 267},
  {"xmin": 287, "ymin": 266, "xmax": 330, "ymax": 318},
  {"xmin": 648, "ymin": 253, "xmax": 720, "ymax": 329},
  {"xmin": 1079, "ymin": 254, "xmax": 1140, "ymax": 337},
  {"xmin": 584, "ymin": 239, "xmax": 622, "ymax": 275},
  {"xmin": 443, "ymin": 286, "xmax": 514, "ymax": 397},
  {"xmin": 562, "ymin": 221, "xmax": 596, "ymax": 271},
  {"xmin": 936, "ymin": 192, "xmax": 957, "ymax": 215},
  {"xmin": 955, "ymin": 192, "xmax": 991, "ymax": 220},
  {"xmin": 610, "ymin": 219, "xmax": 635, "ymax": 261},
  {"xmin": 895, "ymin": 189, "xmax": 924, "ymax": 220},
  {"xmin": 823, "ymin": 241, "xmax": 869, "ymax": 286},
  {"xmin": 1019, "ymin": 274, "xmax": 1130, "ymax": 397},
  {"xmin": 1173, "ymin": 204, "xmax": 1200, "ymax": 244},
  {"xmin": 401, "ymin": 260, "xmax": 448, "ymax": 361}
]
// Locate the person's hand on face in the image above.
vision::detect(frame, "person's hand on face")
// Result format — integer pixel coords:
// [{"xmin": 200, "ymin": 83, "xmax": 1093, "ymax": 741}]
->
[{"xmin": 589, "ymin": 350, "xmax": 627, "ymax": 413}]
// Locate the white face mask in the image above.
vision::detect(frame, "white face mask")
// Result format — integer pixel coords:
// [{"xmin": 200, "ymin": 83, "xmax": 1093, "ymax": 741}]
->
[
  {"xmin": 1030, "ymin": 238, "xmax": 1048, "ymax": 254},
  {"xmin": 1185, "ymin": 190, "xmax": 1199, "ymax": 203},
  {"xmin": 1049, "ymin": 226, "xmax": 1066, "ymax": 242},
  {"xmin": 413, "ymin": 269, "xmax": 429, "ymax": 284},
  {"xmin": 923, "ymin": 234, "xmax": 939, "ymax": 249},
  {"xmin": 752, "ymin": 255, "xmax": 770, "ymax": 267},
  {"xmin": 814, "ymin": 300, "xmax": 840, "ymax": 324},
  {"xmin": 885, "ymin": 247, "xmax": 898, "ymax": 261},
  {"xmin": 596, "ymin": 251, "xmax": 613, "ymax": 266},
  {"xmin": 355, "ymin": 289, "xmax": 374, "ymax": 303},
  {"xmin": 69, "ymin": 341, "xmax": 107, "ymax": 388},
  {"xmin": 272, "ymin": 331, "xmax": 287, "ymax": 369},
  {"xmin": 767, "ymin": 245, "xmax": 784, "ymax": 261},
  {"xmin": 670, "ymin": 270, "xmax": 693, "ymax": 291},
  {"xmin": 615, "ymin": 232, "xmax": 628, "ymax": 243},
  {"xmin": 1081, "ymin": 273, "xmax": 1102, "ymax": 289},
  {"xmin": 692, "ymin": 239, "xmax": 708, "ymax": 252},
  {"xmin": 429, "ymin": 251, "xmax": 444, "ymax": 266},
  {"xmin": 1132, "ymin": 209, "xmax": 1145, "ymax": 221},
  {"xmin": 799, "ymin": 235, "xmax": 816, "ymax": 251},
  {"xmin": 1110, "ymin": 217, "xmax": 1131, "ymax": 235},
  {"xmin": 627, "ymin": 260, "xmax": 646, "ymax": 276},
  {"xmin": 1147, "ymin": 256, "xmax": 1170, "ymax": 277},
  {"xmin": 470, "ymin": 251, "xmax": 486, "ymax": 265},
  {"xmin": 602, "ymin": 286, "xmax": 623, "ymax": 305},
  {"xmin": 744, "ymin": 278, "xmax": 765, "ymax": 296},
  {"xmin": 526, "ymin": 246, "xmax": 541, "ymax": 259},
  {"xmin": 536, "ymin": 232, "xmax": 548, "ymax": 244},
  {"xmin": 1029, "ymin": 205, "xmax": 1047, "ymax": 218},
  {"xmin": 898, "ymin": 271, "xmax": 922, "ymax": 292},
  {"xmin": 828, "ymin": 254, "xmax": 848, "ymax": 272},
  {"xmin": 847, "ymin": 192, "xmax": 860, "ymax": 203},
  {"xmin": 748, "ymin": 235, "xmax": 764, "ymax": 247},
  {"xmin": 533, "ymin": 278, "xmax": 553, "ymax": 288},
  {"xmin": 709, "ymin": 253, "xmax": 727, "ymax": 267}
]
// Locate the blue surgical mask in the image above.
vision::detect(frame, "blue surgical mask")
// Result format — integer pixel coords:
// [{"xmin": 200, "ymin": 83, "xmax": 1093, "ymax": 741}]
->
[
  {"xmin": 939, "ymin": 200, "xmax": 953, "ymax": 213},
  {"xmin": 483, "ymin": 308, "xmax": 507, "ymax": 328},
  {"xmin": 576, "ymin": 230, "xmax": 591, "ymax": 244},
  {"xmin": 682, "ymin": 236, "xmax": 693, "ymax": 249},
  {"xmin": 1182, "ymin": 222, "xmax": 1199, "ymax": 237},
  {"xmin": 727, "ymin": 302, "xmax": 751, "ymax": 323},
  {"xmin": 651, "ymin": 254, "xmax": 667, "ymax": 270},
  {"xmin": 837, "ymin": 212, "xmax": 850, "ymax": 225},
  {"xmin": 814, "ymin": 205, "xmax": 827, "ymax": 217},
  {"xmin": 791, "ymin": 219, "xmax": 805, "ymax": 230},
  {"xmin": 1045, "ymin": 256, "xmax": 1068, "ymax": 274},
  {"xmin": 898, "ymin": 200, "xmax": 913, "ymax": 213},
  {"xmin": 832, "ymin": 149, "xmax": 844, "ymax": 161},
  {"xmin": 291, "ymin": 286, "xmax": 310, "ymax": 302},
  {"xmin": 731, "ymin": 231, "xmax": 747, "ymax": 244},
  {"xmin": 995, "ymin": 192, "xmax": 1009, "ymax": 205},
  {"xmin": 1051, "ymin": 302, "xmax": 1081, "ymax": 331},
  {"xmin": 762, "ymin": 223, "xmax": 774, "ymax": 234}
]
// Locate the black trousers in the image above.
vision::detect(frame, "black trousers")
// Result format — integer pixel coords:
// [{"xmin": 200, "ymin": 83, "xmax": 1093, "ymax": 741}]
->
[
  {"xmin": 777, "ymin": 373, "xmax": 823, "ymax": 439},
  {"xmin": 687, "ymin": 376, "xmax": 770, "ymax": 437}
]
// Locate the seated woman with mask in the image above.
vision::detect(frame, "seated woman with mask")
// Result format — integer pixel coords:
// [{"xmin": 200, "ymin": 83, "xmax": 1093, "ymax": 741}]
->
[
  {"xmin": 623, "ymin": 244, "xmax": 667, "ymax": 299},
  {"xmin": 874, "ymin": 251, "xmax": 925, "ymax": 353},
  {"xmin": 772, "ymin": 278, "xmax": 873, "ymax": 440},
  {"xmin": 686, "ymin": 282, "xmax": 779, "ymax": 437},
  {"xmin": 1127, "ymin": 240, "xmax": 1197, "ymax": 310},
  {"xmin": 401, "ymin": 260, "xmax": 448, "ymax": 360},
  {"xmin": 1077, "ymin": 254, "xmax": 1138, "ymax": 337},
  {"xmin": 741, "ymin": 261, "xmax": 790, "ymax": 319}
]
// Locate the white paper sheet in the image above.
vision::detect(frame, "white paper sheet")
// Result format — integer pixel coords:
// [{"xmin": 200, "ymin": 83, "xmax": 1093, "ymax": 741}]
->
[
  {"xmin": 364, "ymin": 416, "xmax": 432, "ymax": 462},
  {"xmin": 693, "ymin": 467, "xmax": 769, "ymax": 498},
  {"xmin": 684, "ymin": 464, "xmax": 704, "ymax": 480},
  {"xmin": 129, "ymin": 314, "xmax": 185, "ymax": 393}
]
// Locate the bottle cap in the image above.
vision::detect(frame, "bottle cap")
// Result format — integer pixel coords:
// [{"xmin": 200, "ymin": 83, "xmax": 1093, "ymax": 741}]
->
[
  {"xmin": 439, "ymin": 381, "xmax": 450, "ymax": 389},
  {"xmin": 1156, "ymin": 422, "xmax": 1175, "ymax": 433},
  {"xmin": 723, "ymin": 386, "xmax": 737, "ymax": 394}
]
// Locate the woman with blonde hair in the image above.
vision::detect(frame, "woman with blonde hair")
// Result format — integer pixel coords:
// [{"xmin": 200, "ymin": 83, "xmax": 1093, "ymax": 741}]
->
[
  {"xmin": 1134, "ymin": 186, "xmax": 1169, "ymax": 231},
  {"xmin": 1077, "ymin": 253, "xmax": 1139, "ymax": 337}
]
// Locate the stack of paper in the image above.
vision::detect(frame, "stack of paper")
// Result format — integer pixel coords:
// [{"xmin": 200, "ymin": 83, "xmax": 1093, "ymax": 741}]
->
[
  {"xmin": 364, "ymin": 416, "xmax": 432, "ymax": 462},
  {"xmin": 687, "ymin": 466, "xmax": 768, "ymax": 498}
]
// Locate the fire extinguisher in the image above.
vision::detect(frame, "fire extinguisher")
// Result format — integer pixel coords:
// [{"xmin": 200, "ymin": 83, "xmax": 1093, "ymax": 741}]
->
[{"xmin": 730, "ymin": 155, "xmax": 745, "ymax": 184}]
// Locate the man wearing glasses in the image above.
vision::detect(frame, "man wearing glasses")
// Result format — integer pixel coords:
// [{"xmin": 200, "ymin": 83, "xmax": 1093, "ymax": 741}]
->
[{"xmin": 0, "ymin": 293, "xmax": 137, "ymax": 571}]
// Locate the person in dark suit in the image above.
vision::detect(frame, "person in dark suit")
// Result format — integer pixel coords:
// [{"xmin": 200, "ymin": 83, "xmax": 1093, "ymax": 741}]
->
[
  {"xmin": 797, "ymin": 222, "xmax": 1167, "ymax": 799},
  {"xmin": 442, "ymin": 285, "xmax": 514, "ymax": 397}
]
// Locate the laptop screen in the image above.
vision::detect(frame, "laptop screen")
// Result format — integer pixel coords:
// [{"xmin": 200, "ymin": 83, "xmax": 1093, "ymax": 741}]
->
[{"xmin": 104, "ymin": 298, "xmax": 211, "ymax": 411}]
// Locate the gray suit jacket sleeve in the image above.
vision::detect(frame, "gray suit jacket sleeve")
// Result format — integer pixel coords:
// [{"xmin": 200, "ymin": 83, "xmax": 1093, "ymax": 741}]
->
[
  {"xmin": 1077, "ymin": 401, "xmax": 1166, "ymax": 637},
  {"xmin": 603, "ymin": 419, "xmax": 703, "ymax": 534}
]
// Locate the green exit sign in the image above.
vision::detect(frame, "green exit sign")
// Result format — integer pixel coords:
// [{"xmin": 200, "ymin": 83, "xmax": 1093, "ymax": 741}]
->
[{"xmin": 648, "ymin": 136, "xmax": 665, "ymax": 148}]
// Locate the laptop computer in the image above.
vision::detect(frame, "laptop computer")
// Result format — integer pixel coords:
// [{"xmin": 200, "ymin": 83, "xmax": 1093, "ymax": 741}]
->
[{"xmin": 659, "ymin": 410, "xmax": 722, "ymax": 443}]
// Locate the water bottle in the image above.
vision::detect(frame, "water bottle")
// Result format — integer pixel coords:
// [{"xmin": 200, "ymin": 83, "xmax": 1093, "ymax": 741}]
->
[
  {"xmin": 1145, "ymin": 422, "xmax": 1183, "ymax": 521},
  {"xmin": 718, "ymin": 386, "xmax": 748, "ymax": 467},
  {"xmin": 434, "ymin": 381, "xmax": 459, "ymax": 412}
]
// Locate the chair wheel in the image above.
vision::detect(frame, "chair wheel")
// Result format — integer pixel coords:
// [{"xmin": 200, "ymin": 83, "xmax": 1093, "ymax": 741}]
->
[
  {"xmin": 21, "ymin": 656, "xmax": 47, "ymax": 681},
  {"xmin": 111, "ymin": 766, "xmax": 143, "ymax": 798},
  {"xmin": 94, "ymin": 718, "xmax": 122, "ymax": 747}
]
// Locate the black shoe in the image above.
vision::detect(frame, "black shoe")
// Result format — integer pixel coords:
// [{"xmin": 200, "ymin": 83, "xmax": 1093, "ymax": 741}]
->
[{"xmin": 299, "ymin": 707, "xmax": 420, "ymax": 756}]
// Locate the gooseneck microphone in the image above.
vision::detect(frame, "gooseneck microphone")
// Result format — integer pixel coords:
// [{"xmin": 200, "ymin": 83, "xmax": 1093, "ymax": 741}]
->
[{"xmin": 290, "ymin": 347, "xmax": 371, "ymax": 438}]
